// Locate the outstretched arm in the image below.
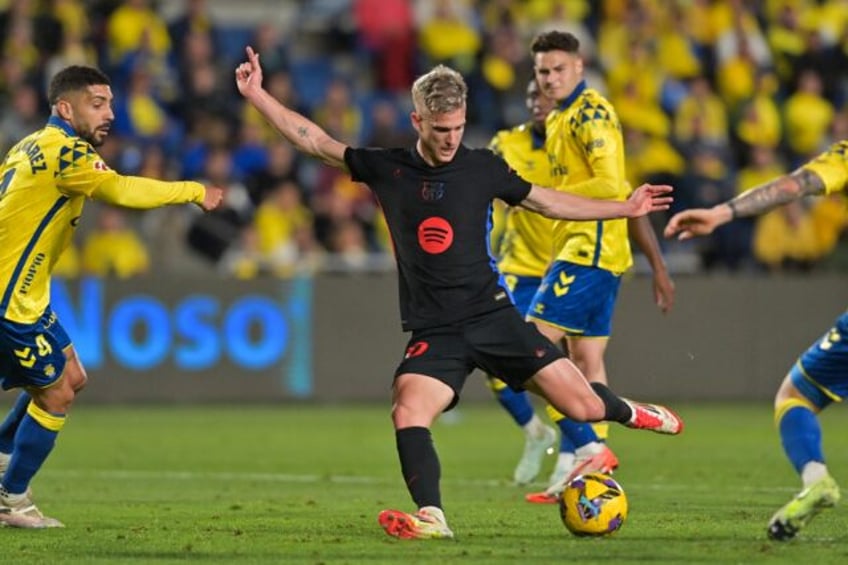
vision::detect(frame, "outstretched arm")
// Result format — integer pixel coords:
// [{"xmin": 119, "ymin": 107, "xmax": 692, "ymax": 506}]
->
[
  {"xmin": 520, "ymin": 183, "xmax": 673, "ymax": 221},
  {"xmin": 663, "ymin": 168, "xmax": 826, "ymax": 240},
  {"xmin": 235, "ymin": 46, "xmax": 348, "ymax": 171}
]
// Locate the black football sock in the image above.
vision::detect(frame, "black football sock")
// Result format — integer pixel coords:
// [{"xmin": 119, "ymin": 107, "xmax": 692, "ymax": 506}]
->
[
  {"xmin": 396, "ymin": 426, "xmax": 442, "ymax": 509},
  {"xmin": 590, "ymin": 382, "xmax": 633, "ymax": 423}
]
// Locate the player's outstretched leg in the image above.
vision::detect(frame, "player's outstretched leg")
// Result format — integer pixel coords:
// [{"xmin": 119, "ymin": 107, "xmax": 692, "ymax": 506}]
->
[
  {"xmin": 767, "ymin": 474, "xmax": 840, "ymax": 541},
  {"xmin": 531, "ymin": 366, "xmax": 684, "ymax": 436},
  {"xmin": 583, "ymin": 382, "xmax": 683, "ymax": 435},
  {"xmin": 378, "ymin": 506, "xmax": 454, "ymax": 540},
  {"xmin": 621, "ymin": 399, "xmax": 684, "ymax": 434}
]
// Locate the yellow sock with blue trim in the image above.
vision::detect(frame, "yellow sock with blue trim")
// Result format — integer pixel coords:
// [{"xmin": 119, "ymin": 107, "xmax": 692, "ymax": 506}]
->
[
  {"xmin": 1, "ymin": 402, "xmax": 65, "ymax": 495},
  {"xmin": 775, "ymin": 398, "xmax": 823, "ymax": 475}
]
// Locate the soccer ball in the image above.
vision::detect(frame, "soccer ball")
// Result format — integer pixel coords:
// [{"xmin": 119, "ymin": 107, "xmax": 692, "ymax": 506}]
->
[{"xmin": 559, "ymin": 472, "xmax": 628, "ymax": 536}]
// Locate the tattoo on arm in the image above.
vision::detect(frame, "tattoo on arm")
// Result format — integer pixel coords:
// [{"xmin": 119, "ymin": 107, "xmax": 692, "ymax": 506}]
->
[
  {"xmin": 297, "ymin": 126, "xmax": 309, "ymax": 139},
  {"xmin": 793, "ymin": 168, "xmax": 827, "ymax": 196},
  {"xmin": 729, "ymin": 169, "xmax": 825, "ymax": 218}
]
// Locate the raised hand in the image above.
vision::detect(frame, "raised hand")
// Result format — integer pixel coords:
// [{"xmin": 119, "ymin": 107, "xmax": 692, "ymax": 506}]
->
[
  {"xmin": 627, "ymin": 184, "xmax": 673, "ymax": 217},
  {"xmin": 235, "ymin": 46, "xmax": 263, "ymax": 98}
]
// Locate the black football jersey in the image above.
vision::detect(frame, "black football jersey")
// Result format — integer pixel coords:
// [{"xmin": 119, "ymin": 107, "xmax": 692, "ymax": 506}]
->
[{"xmin": 345, "ymin": 145, "xmax": 532, "ymax": 330}]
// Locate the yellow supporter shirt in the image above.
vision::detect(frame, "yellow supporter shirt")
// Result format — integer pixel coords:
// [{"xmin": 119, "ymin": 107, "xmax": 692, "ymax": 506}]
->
[
  {"xmin": 81, "ymin": 229, "xmax": 150, "ymax": 278},
  {"xmin": 0, "ymin": 117, "xmax": 205, "ymax": 323},
  {"xmin": 489, "ymin": 122, "xmax": 555, "ymax": 277},
  {"xmin": 784, "ymin": 92, "xmax": 835, "ymax": 158},
  {"xmin": 545, "ymin": 81, "xmax": 632, "ymax": 274}
]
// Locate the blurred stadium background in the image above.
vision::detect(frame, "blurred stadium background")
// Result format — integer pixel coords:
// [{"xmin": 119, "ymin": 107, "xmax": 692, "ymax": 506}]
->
[{"xmin": 1, "ymin": 0, "xmax": 847, "ymax": 404}]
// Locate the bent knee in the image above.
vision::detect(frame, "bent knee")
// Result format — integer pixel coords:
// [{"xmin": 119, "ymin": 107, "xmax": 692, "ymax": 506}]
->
[
  {"xmin": 64, "ymin": 348, "xmax": 88, "ymax": 392},
  {"xmin": 773, "ymin": 375, "xmax": 801, "ymax": 408},
  {"xmin": 553, "ymin": 397, "xmax": 604, "ymax": 423}
]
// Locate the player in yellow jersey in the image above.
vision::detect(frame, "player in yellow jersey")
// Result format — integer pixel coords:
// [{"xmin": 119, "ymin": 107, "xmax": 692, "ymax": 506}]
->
[
  {"xmin": 487, "ymin": 80, "xmax": 559, "ymax": 485},
  {"xmin": 665, "ymin": 140, "xmax": 847, "ymax": 541},
  {"xmin": 489, "ymin": 80, "xmax": 613, "ymax": 487},
  {"xmin": 0, "ymin": 65, "xmax": 223, "ymax": 528},
  {"xmin": 522, "ymin": 31, "xmax": 676, "ymax": 503}
]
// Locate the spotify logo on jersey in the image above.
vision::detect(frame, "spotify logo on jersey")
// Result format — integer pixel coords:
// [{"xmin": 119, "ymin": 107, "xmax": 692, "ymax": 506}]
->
[{"xmin": 418, "ymin": 217, "xmax": 453, "ymax": 254}]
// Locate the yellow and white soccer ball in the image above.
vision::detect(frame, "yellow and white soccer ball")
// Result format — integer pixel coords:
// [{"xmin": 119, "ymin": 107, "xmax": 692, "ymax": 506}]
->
[{"xmin": 559, "ymin": 472, "xmax": 628, "ymax": 536}]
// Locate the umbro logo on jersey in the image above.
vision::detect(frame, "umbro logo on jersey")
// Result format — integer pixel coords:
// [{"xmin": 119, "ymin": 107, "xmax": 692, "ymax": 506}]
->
[{"xmin": 420, "ymin": 180, "xmax": 445, "ymax": 201}]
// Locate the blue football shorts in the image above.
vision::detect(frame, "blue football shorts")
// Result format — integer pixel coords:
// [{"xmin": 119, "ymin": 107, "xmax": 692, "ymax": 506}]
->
[
  {"xmin": 501, "ymin": 273, "xmax": 543, "ymax": 316},
  {"xmin": 789, "ymin": 310, "xmax": 848, "ymax": 409},
  {"xmin": 0, "ymin": 307, "xmax": 71, "ymax": 391},
  {"xmin": 527, "ymin": 261, "xmax": 621, "ymax": 337}
]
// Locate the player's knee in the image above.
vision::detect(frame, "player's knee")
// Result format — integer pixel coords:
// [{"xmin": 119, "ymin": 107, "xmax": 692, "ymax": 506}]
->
[
  {"xmin": 391, "ymin": 395, "xmax": 447, "ymax": 429},
  {"xmin": 583, "ymin": 397, "xmax": 606, "ymax": 422},
  {"xmin": 773, "ymin": 375, "xmax": 799, "ymax": 409},
  {"xmin": 550, "ymin": 396, "xmax": 604, "ymax": 423},
  {"xmin": 64, "ymin": 347, "xmax": 88, "ymax": 392},
  {"xmin": 30, "ymin": 381, "xmax": 76, "ymax": 415},
  {"xmin": 391, "ymin": 402, "xmax": 425, "ymax": 428}
]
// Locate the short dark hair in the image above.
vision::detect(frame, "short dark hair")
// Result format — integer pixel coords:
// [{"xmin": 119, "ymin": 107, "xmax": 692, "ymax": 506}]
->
[
  {"xmin": 48, "ymin": 65, "xmax": 111, "ymax": 105},
  {"xmin": 530, "ymin": 31, "xmax": 580, "ymax": 56}
]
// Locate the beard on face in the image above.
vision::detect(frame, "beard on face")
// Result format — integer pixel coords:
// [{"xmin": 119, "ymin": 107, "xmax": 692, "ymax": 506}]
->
[{"xmin": 80, "ymin": 125, "xmax": 109, "ymax": 147}]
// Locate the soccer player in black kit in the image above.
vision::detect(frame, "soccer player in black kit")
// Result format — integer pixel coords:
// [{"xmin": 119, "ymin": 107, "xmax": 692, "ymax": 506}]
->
[{"xmin": 236, "ymin": 46, "xmax": 683, "ymax": 540}]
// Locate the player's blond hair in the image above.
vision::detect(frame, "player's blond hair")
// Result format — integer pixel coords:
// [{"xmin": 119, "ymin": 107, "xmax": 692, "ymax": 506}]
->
[{"xmin": 411, "ymin": 65, "xmax": 467, "ymax": 117}]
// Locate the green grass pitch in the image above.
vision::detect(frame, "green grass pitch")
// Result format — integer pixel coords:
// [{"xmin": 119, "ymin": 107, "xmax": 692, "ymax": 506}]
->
[{"xmin": 1, "ymin": 402, "xmax": 846, "ymax": 564}]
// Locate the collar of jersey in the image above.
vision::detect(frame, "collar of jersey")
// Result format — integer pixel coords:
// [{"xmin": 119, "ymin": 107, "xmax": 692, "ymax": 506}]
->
[
  {"xmin": 46, "ymin": 115, "xmax": 77, "ymax": 137},
  {"xmin": 557, "ymin": 80, "xmax": 587, "ymax": 111}
]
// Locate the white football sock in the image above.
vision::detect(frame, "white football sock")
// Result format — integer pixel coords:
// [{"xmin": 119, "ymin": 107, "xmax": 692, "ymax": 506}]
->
[{"xmin": 801, "ymin": 461, "xmax": 829, "ymax": 488}]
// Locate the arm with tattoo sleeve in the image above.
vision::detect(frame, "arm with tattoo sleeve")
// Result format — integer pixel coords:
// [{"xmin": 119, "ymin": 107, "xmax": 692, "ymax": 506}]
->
[
  {"xmin": 728, "ymin": 169, "xmax": 826, "ymax": 219},
  {"xmin": 664, "ymin": 168, "xmax": 827, "ymax": 240}
]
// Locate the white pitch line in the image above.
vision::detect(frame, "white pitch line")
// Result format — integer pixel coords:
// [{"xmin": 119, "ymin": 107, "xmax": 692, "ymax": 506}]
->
[{"xmin": 40, "ymin": 468, "xmax": 806, "ymax": 494}]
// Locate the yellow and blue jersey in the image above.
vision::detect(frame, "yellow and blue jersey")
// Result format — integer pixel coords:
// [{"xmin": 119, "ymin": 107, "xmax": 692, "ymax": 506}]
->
[
  {"xmin": 488, "ymin": 122, "xmax": 555, "ymax": 277},
  {"xmin": 0, "ymin": 116, "xmax": 205, "ymax": 324},
  {"xmin": 545, "ymin": 80, "xmax": 632, "ymax": 274},
  {"xmin": 784, "ymin": 140, "xmax": 848, "ymax": 406},
  {"xmin": 803, "ymin": 140, "xmax": 848, "ymax": 195}
]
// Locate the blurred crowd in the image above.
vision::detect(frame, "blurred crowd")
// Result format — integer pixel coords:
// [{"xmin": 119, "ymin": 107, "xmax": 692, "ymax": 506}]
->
[{"xmin": 1, "ymin": 0, "xmax": 847, "ymax": 278}]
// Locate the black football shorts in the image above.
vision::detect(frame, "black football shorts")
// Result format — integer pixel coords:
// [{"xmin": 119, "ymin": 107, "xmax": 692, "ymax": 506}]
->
[{"xmin": 395, "ymin": 306, "xmax": 564, "ymax": 408}]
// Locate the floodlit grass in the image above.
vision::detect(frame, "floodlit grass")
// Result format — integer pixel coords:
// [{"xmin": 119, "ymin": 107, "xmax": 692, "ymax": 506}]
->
[{"xmin": 1, "ymin": 402, "xmax": 846, "ymax": 564}]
